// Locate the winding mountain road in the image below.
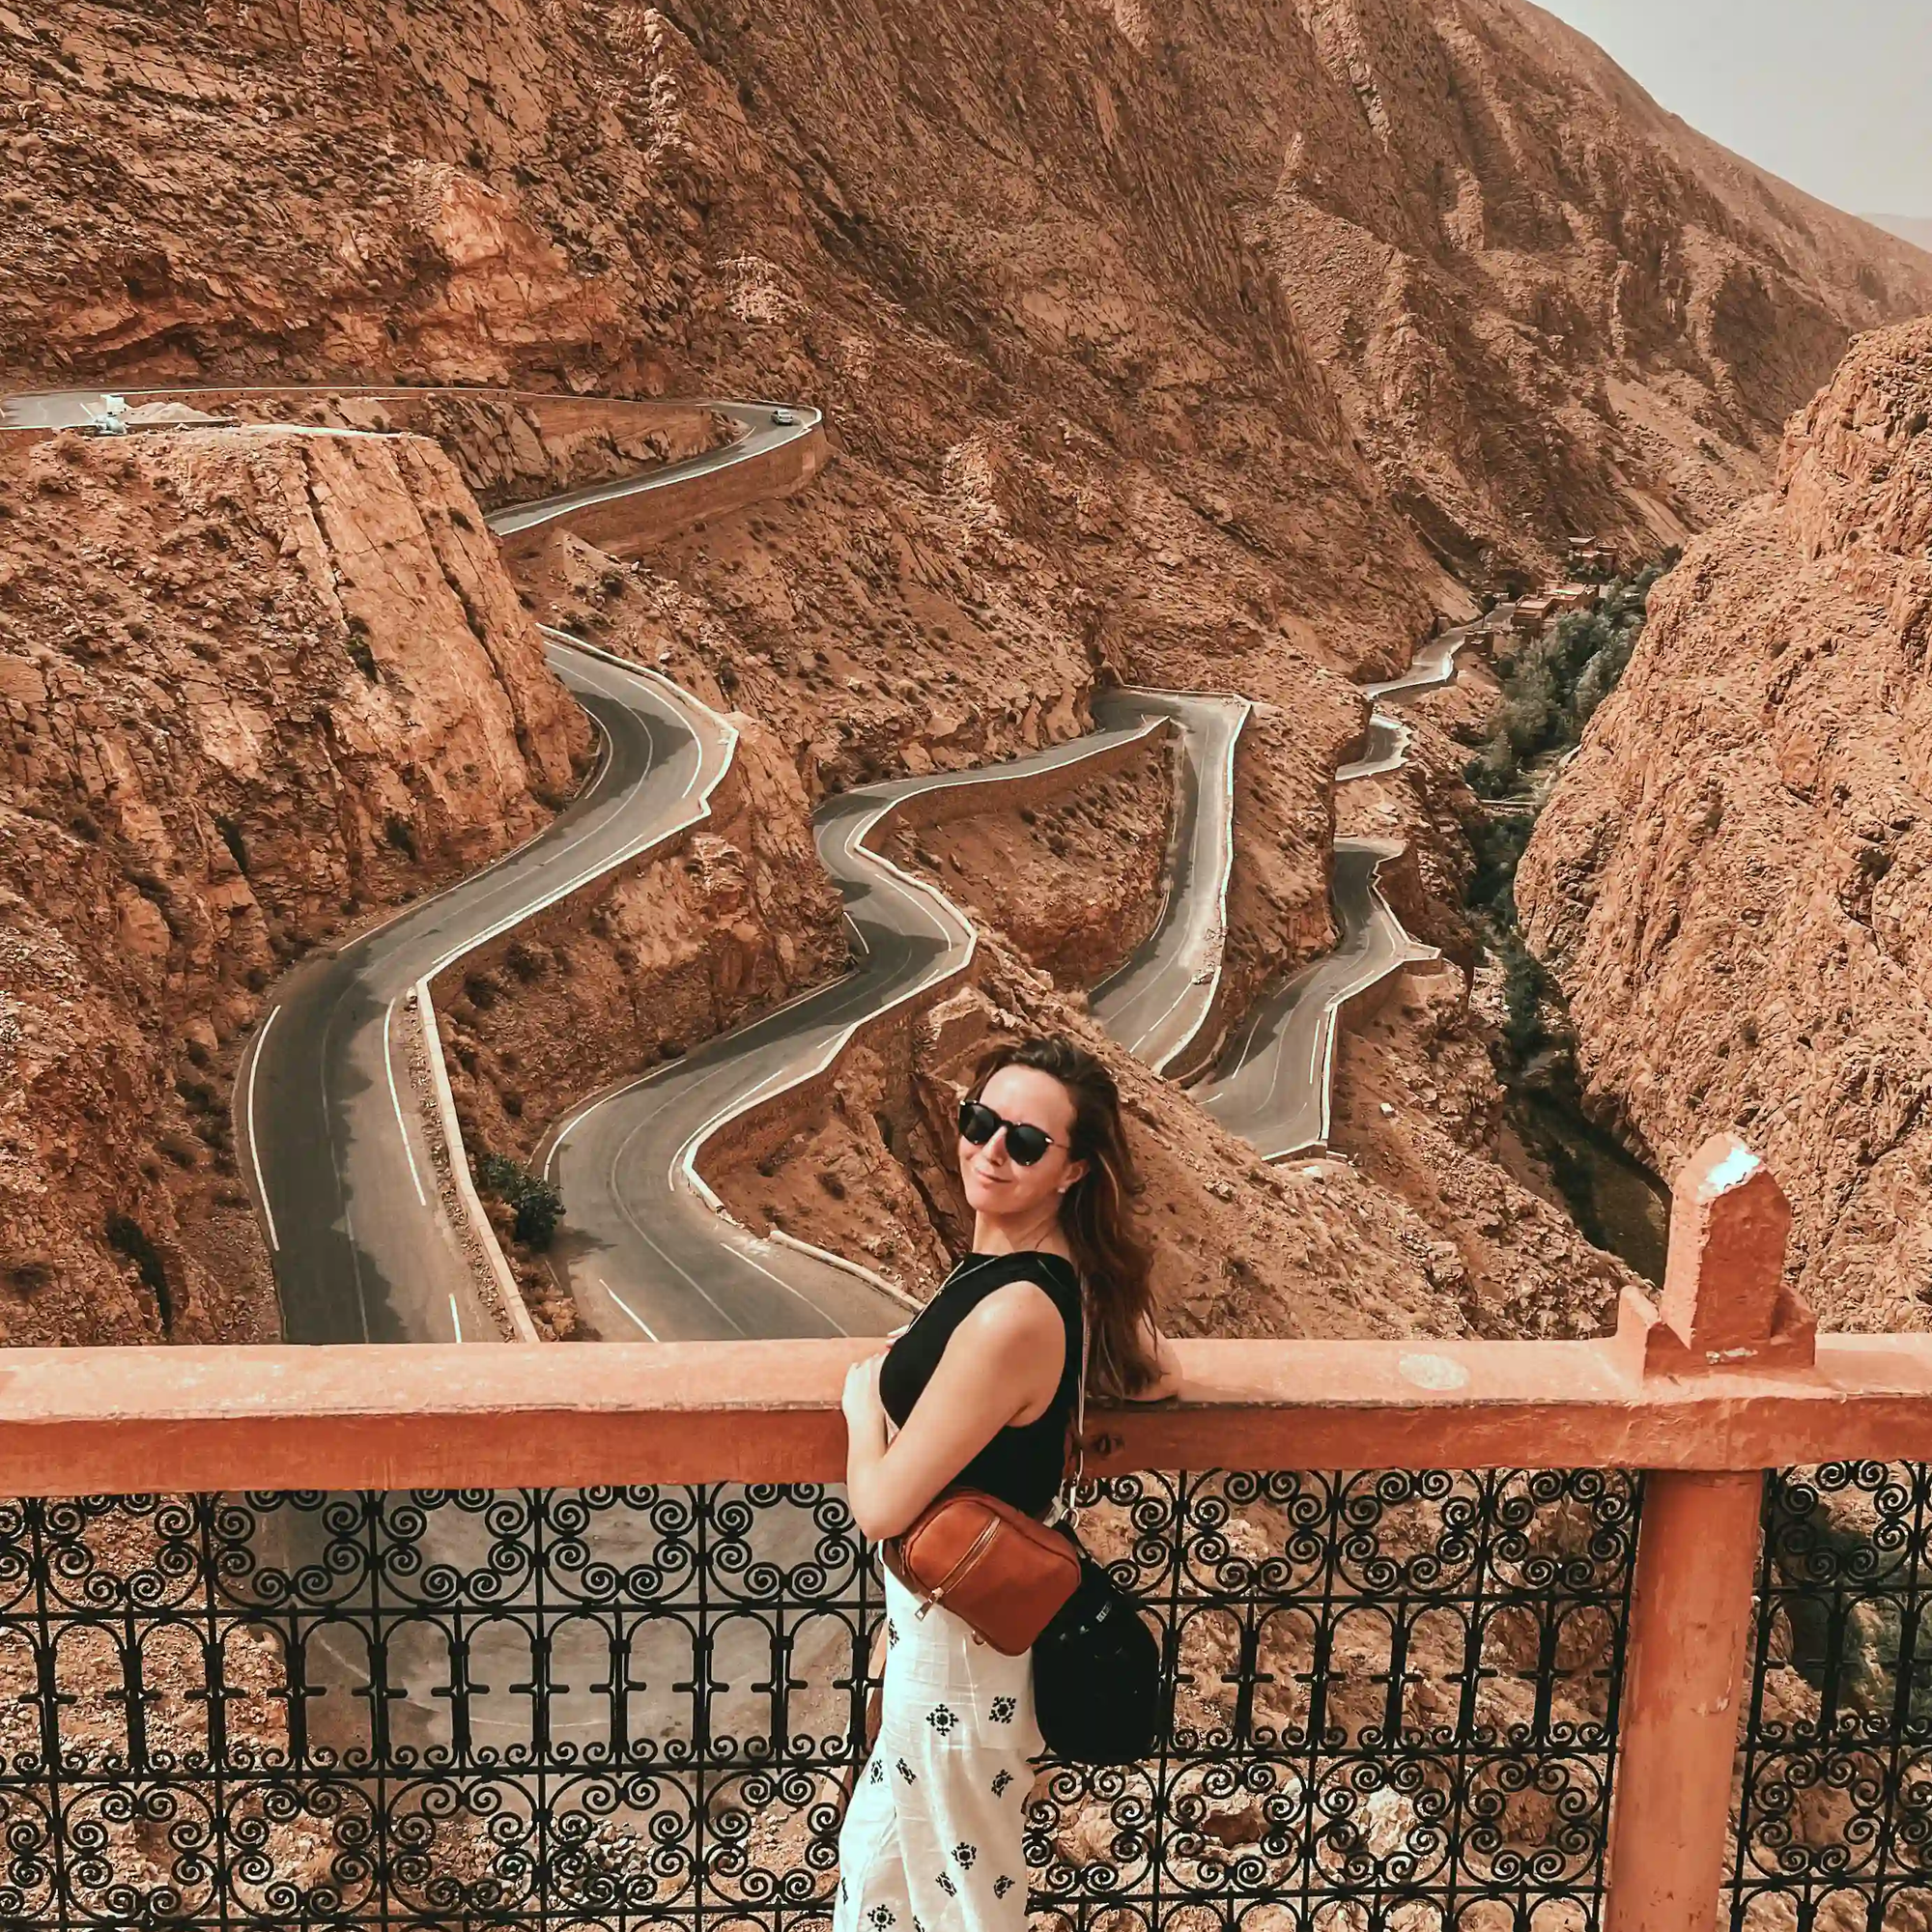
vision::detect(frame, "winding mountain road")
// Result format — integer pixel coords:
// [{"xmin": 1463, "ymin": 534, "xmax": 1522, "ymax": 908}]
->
[
  {"xmin": 1194, "ymin": 615, "xmax": 1500, "ymax": 1159},
  {"xmin": 6, "ymin": 382, "xmax": 1517, "ymax": 1777},
  {"xmin": 235, "ymin": 634, "xmax": 735, "ymax": 1342},
  {"xmin": 5, "ymin": 383, "xmax": 1239, "ymax": 1339},
  {"xmin": 489, "ymin": 401, "xmax": 818, "ymax": 541},
  {"xmin": 544, "ymin": 714, "xmax": 1165, "ymax": 1341},
  {"xmin": 1089, "ymin": 690, "xmax": 1249, "ymax": 1080},
  {"xmin": 1194, "ymin": 836, "xmax": 1411, "ymax": 1158},
  {"xmin": 6, "ymin": 387, "xmax": 847, "ymax": 1341},
  {"xmin": 5, "ymin": 377, "xmax": 1493, "ymax": 1341}
]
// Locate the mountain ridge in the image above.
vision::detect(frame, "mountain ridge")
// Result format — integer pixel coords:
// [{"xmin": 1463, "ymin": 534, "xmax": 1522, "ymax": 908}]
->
[{"xmin": 1864, "ymin": 214, "xmax": 1932, "ymax": 253}]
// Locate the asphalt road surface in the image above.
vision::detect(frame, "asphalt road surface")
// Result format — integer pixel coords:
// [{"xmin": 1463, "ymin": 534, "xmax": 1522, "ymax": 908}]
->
[
  {"xmin": 1193, "ymin": 836, "xmax": 1409, "ymax": 1158},
  {"xmin": 487, "ymin": 401, "xmax": 818, "ymax": 540},
  {"xmin": 1089, "ymin": 689, "xmax": 1249, "ymax": 1079},
  {"xmin": 1194, "ymin": 614, "xmax": 1501, "ymax": 1159},
  {"xmin": 543, "ymin": 719, "xmax": 1163, "ymax": 1342},
  {"xmin": 235, "ymin": 635, "xmax": 731, "ymax": 1342},
  {"xmin": 1337, "ymin": 710, "xmax": 1409, "ymax": 782}
]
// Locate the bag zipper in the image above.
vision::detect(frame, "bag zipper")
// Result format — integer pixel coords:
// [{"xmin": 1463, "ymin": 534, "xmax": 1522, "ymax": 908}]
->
[{"xmin": 916, "ymin": 1514, "xmax": 1004, "ymax": 1616}]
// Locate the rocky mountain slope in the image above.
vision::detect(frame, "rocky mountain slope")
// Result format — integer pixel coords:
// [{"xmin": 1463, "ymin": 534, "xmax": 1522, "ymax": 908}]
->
[
  {"xmin": 0, "ymin": 424, "xmax": 587, "ymax": 1344},
  {"xmin": 1518, "ymin": 317, "xmax": 1932, "ymax": 1329},
  {"xmin": 3, "ymin": 0, "xmax": 1926, "ymax": 1347},
  {"xmin": 1247, "ymin": 0, "xmax": 1932, "ymax": 571},
  {"xmin": 8, "ymin": 0, "xmax": 1925, "ymax": 592}
]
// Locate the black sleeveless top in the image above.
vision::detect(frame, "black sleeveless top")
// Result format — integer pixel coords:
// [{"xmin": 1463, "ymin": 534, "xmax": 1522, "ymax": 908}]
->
[{"xmin": 878, "ymin": 1251, "xmax": 1083, "ymax": 1518}]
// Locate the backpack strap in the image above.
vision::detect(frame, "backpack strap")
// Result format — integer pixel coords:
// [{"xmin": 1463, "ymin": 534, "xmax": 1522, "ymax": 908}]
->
[{"xmin": 1050, "ymin": 1283, "xmax": 1089, "ymax": 1528}]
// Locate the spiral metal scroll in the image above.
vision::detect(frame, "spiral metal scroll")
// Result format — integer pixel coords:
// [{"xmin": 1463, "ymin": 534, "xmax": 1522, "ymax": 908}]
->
[
  {"xmin": 1730, "ymin": 1463, "xmax": 1932, "ymax": 1931},
  {"xmin": 0, "ymin": 1468, "xmax": 1639, "ymax": 1930}
]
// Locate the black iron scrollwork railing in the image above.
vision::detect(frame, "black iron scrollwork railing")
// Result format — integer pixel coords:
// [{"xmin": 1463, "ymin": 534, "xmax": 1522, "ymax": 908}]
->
[
  {"xmin": 1731, "ymin": 1463, "xmax": 1932, "ymax": 1930},
  {"xmin": 0, "ymin": 1468, "xmax": 1640, "ymax": 1930}
]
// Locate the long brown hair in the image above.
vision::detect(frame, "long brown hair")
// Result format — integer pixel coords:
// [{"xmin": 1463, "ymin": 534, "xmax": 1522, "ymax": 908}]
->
[{"xmin": 965, "ymin": 1034, "xmax": 1159, "ymax": 1400}]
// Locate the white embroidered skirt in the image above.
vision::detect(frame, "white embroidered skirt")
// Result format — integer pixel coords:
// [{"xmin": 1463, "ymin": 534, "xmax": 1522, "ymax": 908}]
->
[{"xmin": 835, "ymin": 1565, "xmax": 1039, "ymax": 1932}]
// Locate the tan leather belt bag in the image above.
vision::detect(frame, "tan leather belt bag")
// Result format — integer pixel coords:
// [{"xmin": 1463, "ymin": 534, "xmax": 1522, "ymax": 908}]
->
[{"xmin": 882, "ymin": 1490, "xmax": 1080, "ymax": 1656}]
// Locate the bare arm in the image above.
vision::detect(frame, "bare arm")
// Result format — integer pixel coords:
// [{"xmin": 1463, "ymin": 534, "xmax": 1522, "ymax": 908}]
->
[
  {"xmin": 1127, "ymin": 1315, "xmax": 1182, "ymax": 1403},
  {"xmin": 841, "ymin": 1283, "xmax": 1065, "ymax": 1542}
]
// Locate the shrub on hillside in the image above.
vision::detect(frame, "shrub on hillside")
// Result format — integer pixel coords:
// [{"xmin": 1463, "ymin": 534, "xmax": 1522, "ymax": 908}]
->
[
  {"xmin": 1497, "ymin": 933, "xmax": 1550, "ymax": 1060},
  {"xmin": 477, "ymin": 1151, "xmax": 565, "ymax": 1249},
  {"xmin": 1463, "ymin": 566, "xmax": 1663, "ymax": 797}
]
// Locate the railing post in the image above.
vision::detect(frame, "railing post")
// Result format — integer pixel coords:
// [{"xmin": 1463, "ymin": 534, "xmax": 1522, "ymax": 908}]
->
[{"xmin": 1604, "ymin": 1133, "xmax": 1810, "ymax": 1932}]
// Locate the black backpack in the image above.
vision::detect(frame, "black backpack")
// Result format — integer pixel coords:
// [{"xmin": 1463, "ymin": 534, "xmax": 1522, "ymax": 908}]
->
[
  {"xmin": 1032, "ymin": 1535, "xmax": 1163, "ymax": 1763},
  {"xmin": 1033, "ymin": 1294, "xmax": 1165, "ymax": 1765}
]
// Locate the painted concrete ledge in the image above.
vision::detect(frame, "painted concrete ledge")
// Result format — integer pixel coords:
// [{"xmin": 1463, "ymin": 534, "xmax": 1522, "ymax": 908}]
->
[{"xmin": 2, "ymin": 1303, "xmax": 1930, "ymax": 1497}]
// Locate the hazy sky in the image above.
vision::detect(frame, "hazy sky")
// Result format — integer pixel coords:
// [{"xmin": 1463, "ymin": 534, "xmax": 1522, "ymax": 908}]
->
[{"xmin": 1534, "ymin": 0, "xmax": 1930, "ymax": 217}]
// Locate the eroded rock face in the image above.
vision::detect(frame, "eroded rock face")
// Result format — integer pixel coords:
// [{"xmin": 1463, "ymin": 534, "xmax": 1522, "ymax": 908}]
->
[
  {"xmin": 7, "ymin": 0, "xmax": 1922, "ymax": 587},
  {"xmin": 7, "ymin": 0, "xmax": 1926, "ymax": 1349},
  {"xmin": 200, "ymin": 390, "xmax": 731, "ymax": 514},
  {"xmin": 1244, "ymin": 0, "xmax": 1932, "ymax": 571},
  {"xmin": 880, "ymin": 741, "xmax": 1176, "ymax": 989},
  {"xmin": 715, "ymin": 945, "xmax": 1637, "ymax": 1343},
  {"xmin": 1517, "ymin": 319, "xmax": 1932, "ymax": 1328},
  {"xmin": 0, "ymin": 425, "xmax": 587, "ymax": 1343}
]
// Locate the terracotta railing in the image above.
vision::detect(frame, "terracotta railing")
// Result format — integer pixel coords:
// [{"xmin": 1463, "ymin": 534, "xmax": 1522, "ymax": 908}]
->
[{"xmin": 0, "ymin": 1132, "xmax": 1925, "ymax": 1932}]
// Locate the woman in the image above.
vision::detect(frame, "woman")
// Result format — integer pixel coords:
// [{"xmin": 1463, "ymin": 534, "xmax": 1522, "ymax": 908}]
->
[{"xmin": 835, "ymin": 1034, "xmax": 1179, "ymax": 1932}]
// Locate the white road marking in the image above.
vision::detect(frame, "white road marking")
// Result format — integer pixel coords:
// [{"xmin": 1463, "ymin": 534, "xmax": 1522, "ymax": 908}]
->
[
  {"xmin": 599, "ymin": 1277, "xmax": 662, "ymax": 1340},
  {"xmin": 449, "ymin": 1293, "xmax": 464, "ymax": 1342},
  {"xmin": 418, "ymin": 646, "xmax": 732, "ymax": 980},
  {"xmin": 605, "ymin": 1139, "xmax": 749, "ymax": 1335},
  {"xmin": 1126, "ymin": 961, "xmax": 1204, "ymax": 1059},
  {"xmin": 245, "ymin": 1005, "xmax": 283, "ymax": 1253},
  {"xmin": 384, "ymin": 998, "xmax": 429, "ymax": 1208},
  {"xmin": 732, "ymin": 1243, "xmax": 853, "ymax": 1336}
]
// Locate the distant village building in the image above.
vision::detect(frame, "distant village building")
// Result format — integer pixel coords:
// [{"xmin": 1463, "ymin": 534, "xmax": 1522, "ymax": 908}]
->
[
  {"xmin": 1566, "ymin": 534, "xmax": 1617, "ymax": 574},
  {"xmin": 1545, "ymin": 582, "xmax": 1601, "ymax": 616},
  {"xmin": 1511, "ymin": 594, "xmax": 1556, "ymax": 633}
]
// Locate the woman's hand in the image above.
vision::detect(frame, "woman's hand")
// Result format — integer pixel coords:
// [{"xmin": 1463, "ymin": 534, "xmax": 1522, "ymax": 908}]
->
[{"xmin": 841, "ymin": 1353, "xmax": 886, "ymax": 1434}]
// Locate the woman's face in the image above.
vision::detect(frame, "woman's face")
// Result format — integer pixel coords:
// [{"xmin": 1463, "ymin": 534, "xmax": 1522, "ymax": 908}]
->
[{"xmin": 958, "ymin": 1065, "xmax": 1088, "ymax": 1222}]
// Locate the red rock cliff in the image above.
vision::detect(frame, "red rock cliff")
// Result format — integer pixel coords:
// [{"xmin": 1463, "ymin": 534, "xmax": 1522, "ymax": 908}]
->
[
  {"xmin": 0, "ymin": 426, "xmax": 587, "ymax": 1345},
  {"xmin": 1517, "ymin": 319, "xmax": 1932, "ymax": 1328}
]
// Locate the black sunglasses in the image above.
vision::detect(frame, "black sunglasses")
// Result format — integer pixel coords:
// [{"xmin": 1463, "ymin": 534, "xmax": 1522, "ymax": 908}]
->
[{"xmin": 957, "ymin": 1098, "xmax": 1059, "ymax": 1168}]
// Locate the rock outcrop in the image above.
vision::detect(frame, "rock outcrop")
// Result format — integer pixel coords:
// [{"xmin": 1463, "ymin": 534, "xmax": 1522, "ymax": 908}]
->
[
  {"xmin": 880, "ymin": 742, "xmax": 1176, "ymax": 990},
  {"xmin": 0, "ymin": 424, "xmax": 586, "ymax": 1343},
  {"xmin": 213, "ymin": 389, "xmax": 731, "ymax": 512},
  {"xmin": 1518, "ymin": 319, "xmax": 1932, "ymax": 1328},
  {"xmin": 7, "ymin": 0, "xmax": 1924, "ymax": 592},
  {"xmin": 715, "ymin": 936, "xmax": 1638, "ymax": 1341}
]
